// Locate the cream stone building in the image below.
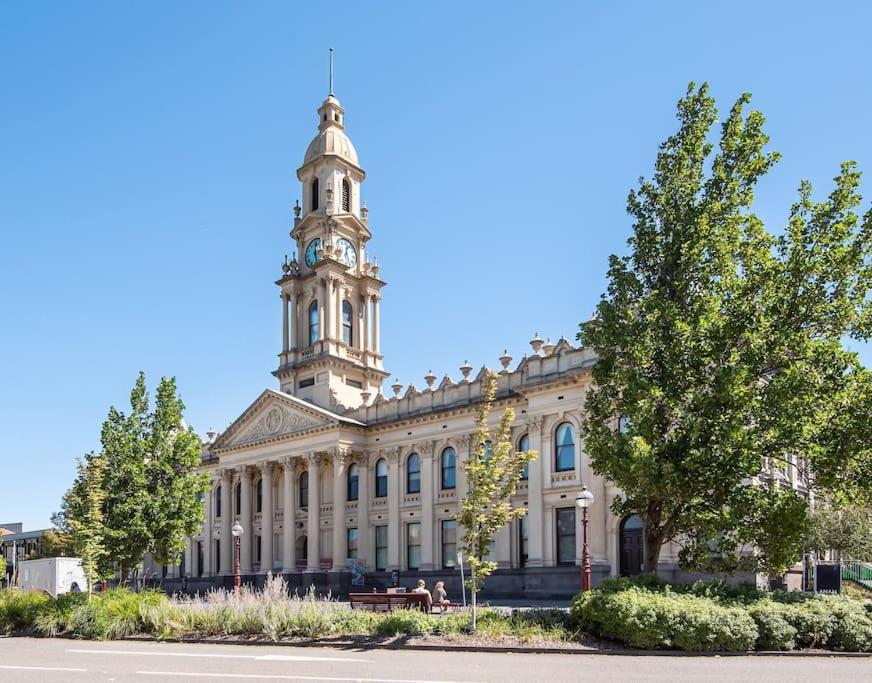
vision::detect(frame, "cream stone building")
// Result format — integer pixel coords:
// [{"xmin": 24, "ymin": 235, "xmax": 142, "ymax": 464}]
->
[{"xmin": 161, "ymin": 86, "xmax": 682, "ymax": 598}]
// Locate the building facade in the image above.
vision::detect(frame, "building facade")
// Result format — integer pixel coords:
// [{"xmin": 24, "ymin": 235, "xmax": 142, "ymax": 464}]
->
[{"xmin": 163, "ymin": 87, "xmax": 685, "ymax": 598}]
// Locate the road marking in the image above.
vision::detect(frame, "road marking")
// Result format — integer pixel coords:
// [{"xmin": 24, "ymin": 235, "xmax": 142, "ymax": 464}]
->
[
  {"xmin": 0, "ymin": 664, "xmax": 88, "ymax": 672},
  {"xmin": 137, "ymin": 673, "xmax": 481, "ymax": 683},
  {"xmin": 67, "ymin": 648, "xmax": 367, "ymax": 662}
]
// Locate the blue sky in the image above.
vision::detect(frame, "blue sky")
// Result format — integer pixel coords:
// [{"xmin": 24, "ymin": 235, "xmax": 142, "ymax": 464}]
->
[{"xmin": 2, "ymin": 2, "xmax": 870, "ymax": 530}]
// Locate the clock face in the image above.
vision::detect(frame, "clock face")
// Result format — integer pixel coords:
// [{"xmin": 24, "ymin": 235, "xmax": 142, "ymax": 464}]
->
[
  {"xmin": 304, "ymin": 238, "xmax": 321, "ymax": 267},
  {"xmin": 336, "ymin": 238, "xmax": 358, "ymax": 268}
]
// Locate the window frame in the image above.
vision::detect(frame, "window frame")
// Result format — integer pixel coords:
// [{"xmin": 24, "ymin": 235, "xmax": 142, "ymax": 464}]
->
[
  {"xmin": 311, "ymin": 177, "xmax": 319, "ymax": 211},
  {"xmin": 255, "ymin": 477, "xmax": 263, "ymax": 513},
  {"xmin": 341, "ymin": 300, "xmax": 353, "ymax": 345},
  {"xmin": 375, "ymin": 525, "xmax": 388, "ymax": 571},
  {"xmin": 406, "ymin": 453, "xmax": 421, "ymax": 494},
  {"xmin": 375, "ymin": 459, "xmax": 388, "ymax": 498},
  {"xmin": 555, "ymin": 422, "xmax": 576, "ymax": 473},
  {"xmin": 441, "ymin": 519, "xmax": 457, "ymax": 569},
  {"xmin": 308, "ymin": 300, "xmax": 319, "ymax": 345},
  {"xmin": 347, "ymin": 527, "xmax": 358, "ymax": 560},
  {"xmin": 556, "ymin": 507, "xmax": 577, "ymax": 566},
  {"xmin": 299, "ymin": 471, "xmax": 309, "ymax": 509},
  {"xmin": 347, "ymin": 463, "xmax": 359, "ymax": 501},
  {"xmin": 407, "ymin": 522, "xmax": 421, "ymax": 571},
  {"xmin": 441, "ymin": 447, "xmax": 456, "ymax": 490},
  {"xmin": 341, "ymin": 178, "xmax": 351, "ymax": 212},
  {"xmin": 518, "ymin": 433, "xmax": 530, "ymax": 480}
]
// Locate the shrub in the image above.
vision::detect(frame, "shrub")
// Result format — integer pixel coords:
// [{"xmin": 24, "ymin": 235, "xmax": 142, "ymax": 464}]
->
[
  {"xmin": 374, "ymin": 609, "xmax": 438, "ymax": 636},
  {"xmin": 0, "ymin": 589, "xmax": 52, "ymax": 634},
  {"xmin": 34, "ymin": 591, "xmax": 88, "ymax": 636},
  {"xmin": 749, "ymin": 601, "xmax": 797, "ymax": 650},
  {"xmin": 573, "ymin": 586, "xmax": 757, "ymax": 651},
  {"xmin": 828, "ymin": 608, "xmax": 872, "ymax": 652}
]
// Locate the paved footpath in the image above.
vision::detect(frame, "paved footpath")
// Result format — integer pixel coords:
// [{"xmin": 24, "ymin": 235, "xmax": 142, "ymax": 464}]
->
[{"xmin": 0, "ymin": 637, "xmax": 869, "ymax": 683}]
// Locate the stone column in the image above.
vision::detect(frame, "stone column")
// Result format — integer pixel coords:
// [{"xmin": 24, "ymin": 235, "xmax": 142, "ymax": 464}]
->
[
  {"xmin": 282, "ymin": 457, "xmax": 296, "ymax": 572},
  {"xmin": 220, "ymin": 469, "xmax": 232, "ymax": 574},
  {"xmin": 281, "ymin": 293, "xmax": 289, "ymax": 354},
  {"xmin": 386, "ymin": 448, "xmax": 400, "ymax": 569},
  {"xmin": 240, "ymin": 466, "xmax": 253, "ymax": 574},
  {"xmin": 525, "ymin": 417, "xmax": 545, "ymax": 567},
  {"xmin": 372, "ymin": 294, "xmax": 381, "ymax": 354},
  {"xmin": 202, "ymin": 474, "xmax": 214, "ymax": 576},
  {"xmin": 419, "ymin": 442, "xmax": 435, "ymax": 570},
  {"xmin": 363, "ymin": 295, "xmax": 371, "ymax": 352},
  {"xmin": 306, "ymin": 453, "xmax": 321, "ymax": 571},
  {"xmin": 331, "ymin": 450, "xmax": 346, "ymax": 568},
  {"xmin": 261, "ymin": 462, "xmax": 274, "ymax": 573},
  {"xmin": 357, "ymin": 456, "xmax": 371, "ymax": 569},
  {"xmin": 184, "ymin": 538, "xmax": 194, "ymax": 578}
]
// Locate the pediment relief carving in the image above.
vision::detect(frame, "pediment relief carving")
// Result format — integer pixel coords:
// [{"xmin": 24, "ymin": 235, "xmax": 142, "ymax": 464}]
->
[{"xmin": 229, "ymin": 402, "xmax": 327, "ymax": 447}]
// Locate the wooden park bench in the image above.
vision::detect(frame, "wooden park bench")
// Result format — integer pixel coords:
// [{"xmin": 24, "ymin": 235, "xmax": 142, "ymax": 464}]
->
[{"xmin": 348, "ymin": 592, "xmax": 430, "ymax": 613}]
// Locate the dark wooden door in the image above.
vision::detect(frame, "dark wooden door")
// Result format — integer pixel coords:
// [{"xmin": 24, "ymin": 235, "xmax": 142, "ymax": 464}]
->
[{"xmin": 620, "ymin": 527, "xmax": 644, "ymax": 576}]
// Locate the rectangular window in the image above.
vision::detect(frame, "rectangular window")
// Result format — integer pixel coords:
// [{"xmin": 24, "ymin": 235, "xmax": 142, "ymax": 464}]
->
[
  {"xmin": 375, "ymin": 525, "xmax": 388, "ymax": 571},
  {"xmin": 556, "ymin": 507, "xmax": 576, "ymax": 566},
  {"xmin": 519, "ymin": 516, "xmax": 529, "ymax": 567},
  {"xmin": 407, "ymin": 522, "xmax": 421, "ymax": 570},
  {"xmin": 347, "ymin": 527, "xmax": 358, "ymax": 560},
  {"xmin": 214, "ymin": 539, "xmax": 221, "ymax": 573},
  {"xmin": 441, "ymin": 519, "xmax": 457, "ymax": 568},
  {"xmin": 197, "ymin": 541, "xmax": 204, "ymax": 577},
  {"xmin": 254, "ymin": 535, "xmax": 262, "ymax": 563},
  {"xmin": 299, "ymin": 377, "xmax": 315, "ymax": 388},
  {"xmin": 274, "ymin": 534, "xmax": 282, "ymax": 569},
  {"xmin": 346, "ymin": 378, "xmax": 362, "ymax": 389}
]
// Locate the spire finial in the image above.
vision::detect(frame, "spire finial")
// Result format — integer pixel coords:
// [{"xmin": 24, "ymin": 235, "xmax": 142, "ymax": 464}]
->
[{"xmin": 328, "ymin": 48, "xmax": 334, "ymax": 97}]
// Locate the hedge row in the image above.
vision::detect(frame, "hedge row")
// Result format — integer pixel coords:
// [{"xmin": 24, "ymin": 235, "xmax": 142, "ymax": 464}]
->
[{"xmin": 571, "ymin": 576, "xmax": 872, "ymax": 652}]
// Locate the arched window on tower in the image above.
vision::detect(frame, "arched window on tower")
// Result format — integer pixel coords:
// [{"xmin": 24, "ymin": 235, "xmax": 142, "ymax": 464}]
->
[
  {"xmin": 342, "ymin": 178, "xmax": 350, "ymax": 212},
  {"xmin": 342, "ymin": 300, "xmax": 353, "ymax": 345},
  {"xmin": 311, "ymin": 177, "xmax": 319, "ymax": 211},
  {"xmin": 309, "ymin": 301, "xmax": 319, "ymax": 345}
]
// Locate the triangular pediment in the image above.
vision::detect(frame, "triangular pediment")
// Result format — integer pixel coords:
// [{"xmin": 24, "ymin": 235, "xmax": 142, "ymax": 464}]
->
[{"xmin": 213, "ymin": 389, "xmax": 341, "ymax": 450}]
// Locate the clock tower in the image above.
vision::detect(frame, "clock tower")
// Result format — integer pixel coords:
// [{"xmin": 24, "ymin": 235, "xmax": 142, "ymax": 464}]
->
[{"xmin": 273, "ymin": 82, "xmax": 389, "ymax": 411}]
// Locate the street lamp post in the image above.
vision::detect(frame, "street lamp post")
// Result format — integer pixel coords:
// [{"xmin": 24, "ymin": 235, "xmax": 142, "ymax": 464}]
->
[
  {"xmin": 575, "ymin": 486, "xmax": 595, "ymax": 591},
  {"xmin": 231, "ymin": 520, "xmax": 244, "ymax": 592}
]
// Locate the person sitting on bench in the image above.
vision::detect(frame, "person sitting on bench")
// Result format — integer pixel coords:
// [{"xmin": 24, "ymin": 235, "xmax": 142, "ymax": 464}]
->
[
  {"xmin": 432, "ymin": 580, "xmax": 450, "ymax": 611},
  {"xmin": 411, "ymin": 579, "xmax": 432, "ymax": 609}
]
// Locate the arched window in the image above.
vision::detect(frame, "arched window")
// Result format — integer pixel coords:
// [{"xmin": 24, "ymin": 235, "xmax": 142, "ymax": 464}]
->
[
  {"xmin": 342, "ymin": 300, "xmax": 353, "ymax": 345},
  {"xmin": 555, "ymin": 422, "xmax": 575, "ymax": 472},
  {"xmin": 308, "ymin": 300, "xmax": 319, "ymax": 345},
  {"xmin": 406, "ymin": 453, "xmax": 421, "ymax": 494},
  {"xmin": 299, "ymin": 471, "xmax": 309, "ymax": 509},
  {"xmin": 518, "ymin": 433, "xmax": 530, "ymax": 480},
  {"xmin": 341, "ymin": 178, "xmax": 350, "ymax": 212},
  {"xmin": 255, "ymin": 478, "xmax": 263, "ymax": 513},
  {"xmin": 375, "ymin": 459, "xmax": 388, "ymax": 498},
  {"xmin": 234, "ymin": 482, "xmax": 241, "ymax": 517},
  {"xmin": 441, "ymin": 447, "xmax": 456, "ymax": 490},
  {"xmin": 215, "ymin": 485, "xmax": 222, "ymax": 518},
  {"xmin": 347, "ymin": 463, "xmax": 359, "ymax": 501},
  {"xmin": 311, "ymin": 177, "xmax": 319, "ymax": 211}
]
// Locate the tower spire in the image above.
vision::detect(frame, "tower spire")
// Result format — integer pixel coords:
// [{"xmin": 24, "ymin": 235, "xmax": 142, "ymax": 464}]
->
[{"xmin": 328, "ymin": 47, "xmax": 334, "ymax": 97}]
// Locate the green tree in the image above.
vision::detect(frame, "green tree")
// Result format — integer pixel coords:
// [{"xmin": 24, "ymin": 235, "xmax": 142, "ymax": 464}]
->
[
  {"xmin": 0, "ymin": 552, "xmax": 6, "ymax": 584},
  {"xmin": 456, "ymin": 371, "xmax": 536, "ymax": 629},
  {"xmin": 807, "ymin": 500, "xmax": 872, "ymax": 562},
  {"xmin": 145, "ymin": 377, "xmax": 209, "ymax": 566},
  {"xmin": 581, "ymin": 83, "xmax": 872, "ymax": 574},
  {"xmin": 67, "ymin": 454, "xmax": 111, "ymax": 596},
  {"xmin": 100, "ymin": 373, "xmax": 152, "ymax": 583}
]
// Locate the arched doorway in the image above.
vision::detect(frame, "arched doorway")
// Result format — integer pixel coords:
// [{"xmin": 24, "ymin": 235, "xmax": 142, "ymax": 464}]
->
[{"xmin": 620, "ymin": 514, "xmax": 644, "ymax": 576}]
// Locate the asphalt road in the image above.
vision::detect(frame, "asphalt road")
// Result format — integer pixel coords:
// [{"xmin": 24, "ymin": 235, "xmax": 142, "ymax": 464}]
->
[{"xmin": 0, "ymin": 637, "xmax": 869, "ymax": 683}]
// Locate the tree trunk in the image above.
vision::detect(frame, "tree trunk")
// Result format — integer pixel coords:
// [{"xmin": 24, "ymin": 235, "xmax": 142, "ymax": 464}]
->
[{"xmin": 643, "ymin": 527, "xmax": 664, "ymax": 574}]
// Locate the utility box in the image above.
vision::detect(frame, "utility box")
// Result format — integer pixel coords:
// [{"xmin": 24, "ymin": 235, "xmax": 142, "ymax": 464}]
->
[{"xmin": 17, "ymin": 557, "xmax": 87, "ymax": 597}]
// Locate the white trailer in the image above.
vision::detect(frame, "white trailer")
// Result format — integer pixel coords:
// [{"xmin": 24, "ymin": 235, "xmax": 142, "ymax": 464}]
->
[{"xmin": 17, "ymin": 557, "xmax": 87, "ymax": 597}]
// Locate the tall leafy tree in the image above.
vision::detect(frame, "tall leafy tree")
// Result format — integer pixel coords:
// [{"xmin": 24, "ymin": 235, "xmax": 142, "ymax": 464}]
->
[
  {"xmin": 457, "ymin": 371, "xmax": 535, "ymax": 629},
  {"xmin": 67, "ymin": 454, "xmax": 111, "ymax": 596},
  {"xmin": 100, "ymin": 373, "xmax": 152, "ymax": 582},
  {"xmin": 807, "ymin": 499, "xmax": 872, "ymax": 562},
  {"xmin": 581, "ymin": 83, "xmax": 872, "ymax": 573},
  {"xmin": 146, "ymin": 377, "xmax": 209, "ymax": 566}
]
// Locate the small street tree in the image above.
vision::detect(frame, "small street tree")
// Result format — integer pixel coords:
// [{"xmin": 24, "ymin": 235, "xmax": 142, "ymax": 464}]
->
[
  {"xmin": 581, "ymin": 83, "xmax": 872, "ymax": 574},
  {"xmin": 807, "ymin": 500, "xmax": 872, "ymax": 562},
  {"xmin": 145, "ymin": 376, "xmax": 209, "ymax": 567},
  {"xmin": 457, "ymin": 371, "xmax": 536, "ymax": 630},
  {"xmin": 67, "ymin": 454, "xmax": 111, "ymax": 596}
]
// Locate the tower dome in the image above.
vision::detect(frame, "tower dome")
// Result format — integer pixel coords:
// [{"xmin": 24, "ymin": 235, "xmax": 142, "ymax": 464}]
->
[{"xmin": 301, "ymin": 95, "xmax": 360, "ymax": 170}]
